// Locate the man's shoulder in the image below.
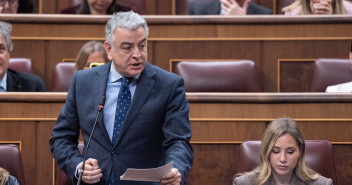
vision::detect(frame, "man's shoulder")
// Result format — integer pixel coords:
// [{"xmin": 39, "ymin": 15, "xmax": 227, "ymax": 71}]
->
[
  {"xmin": 146, "ymin": 62, "xmax": 180, "ymax": 79},
  {"xmin": 188, "ymin": 0, "xmax": 220, "ymax": 14},
  {"xmin": 8, "ymin": 69, "xmax": 42, "ymax": 82}
]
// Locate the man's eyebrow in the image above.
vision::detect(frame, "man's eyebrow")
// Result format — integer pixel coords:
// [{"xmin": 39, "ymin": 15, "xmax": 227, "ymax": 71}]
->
[{"xmin": 120, "ymin": 42, "xmax": 133, "ymax": 46}]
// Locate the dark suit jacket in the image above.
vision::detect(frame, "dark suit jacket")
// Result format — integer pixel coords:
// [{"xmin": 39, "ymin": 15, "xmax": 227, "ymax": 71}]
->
[
  {"xmin": 6, "ymin": 69, "xmax": 45, "ymax": 92},
  {"xmin": 188, "ymin": 0, "xmax": 272, "ymax": 15},
  {"xmin": 50, "ymin": 62, "xmax": 194, "ymax": 185}
]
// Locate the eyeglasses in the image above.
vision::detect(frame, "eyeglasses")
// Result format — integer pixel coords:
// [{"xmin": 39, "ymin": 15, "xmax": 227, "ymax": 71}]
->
[{"xmin": 0, "ymin": 0, "xmax": 18, "ymax": 6}]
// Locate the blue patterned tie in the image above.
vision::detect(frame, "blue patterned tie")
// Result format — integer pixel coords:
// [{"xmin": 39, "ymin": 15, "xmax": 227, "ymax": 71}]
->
[{"xmin": 109, "ymin": 77, "xmax": 131, "ymax": 185}]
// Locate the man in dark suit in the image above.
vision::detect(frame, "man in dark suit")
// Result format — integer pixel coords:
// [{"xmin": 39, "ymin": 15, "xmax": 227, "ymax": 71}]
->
[
  {"xmin": 50, "ymin": 11, "xmax": 194, "ymax": 185},
  {"xmin": 188, "ymin": 0, "xmax": 272, "ymax": 15},
  {"xmin": 0, "ymin": 21, "xmax": 45, "ymax": 92}
]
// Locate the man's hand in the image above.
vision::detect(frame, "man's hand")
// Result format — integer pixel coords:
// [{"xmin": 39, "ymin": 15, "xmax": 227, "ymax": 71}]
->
[
  {"xmin": 77, "ymin": 158, "xmax": 103, "ymax": 184},
  {"xmin": 160, "ymin": 168, "xmax": 182, "ymax": 185},
  {"xmin": 220, "ymin": 0, "xmax": 251, "ymax": 15}
]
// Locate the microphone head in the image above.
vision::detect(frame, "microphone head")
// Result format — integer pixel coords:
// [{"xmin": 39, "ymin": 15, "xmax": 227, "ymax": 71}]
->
[{"xmin": 98, "ymin": 96, "xmax": 106, "ymax": 110}]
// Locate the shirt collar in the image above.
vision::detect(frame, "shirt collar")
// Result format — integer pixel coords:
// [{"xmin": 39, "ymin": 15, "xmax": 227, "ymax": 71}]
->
[
  {"xmin": 0, "ymin": 72, "xmax": 7, "ymax": 92},
  {"xmin": 108, "ymin": 62, "xmax": 140, "ymax": 83}
]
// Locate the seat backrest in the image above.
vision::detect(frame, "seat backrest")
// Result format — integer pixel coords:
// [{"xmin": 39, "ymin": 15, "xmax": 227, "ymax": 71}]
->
[
  {"xmin": 50, "ymin": 62, "xmax": 75, "ymax": 92},
  {"xmin": 310, "ymin": 58, "xmax": 352, "ymax": 92},
  {"xmin": 8, "ymin": 58, "xmax": 32, "ymax": 74},
  {"xmin": 0, "ymin": 144, "xmax": 25, "ymax": 185},
  {"xmin": 55, "ymin": 143, "xmax": 83, "ymax": 185},
  {"xmin": 174, "ymin": 60, "xmax": 262, "ymax": 92},
  {"xmin": 237, "ymin": 140, "xmax": 338, "ymax": 185}
]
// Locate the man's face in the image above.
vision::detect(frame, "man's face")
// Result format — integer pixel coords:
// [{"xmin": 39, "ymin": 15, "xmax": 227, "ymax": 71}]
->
[
  {"xmin": 104, "ymin": 26, "xmax": 147, "ymax": 77},
  {"xmin": 0, "ymin": 36, "xmax": 10, "ymax": 80},
  {"xmin": 349, "ymin": 52, "xmax": 352, "ymax": 64}
]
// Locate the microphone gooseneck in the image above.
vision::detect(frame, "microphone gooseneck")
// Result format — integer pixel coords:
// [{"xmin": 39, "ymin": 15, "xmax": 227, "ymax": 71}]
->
[{"xmin": 77, "ymin": 96, "xmax": 106, "ymax": 185}]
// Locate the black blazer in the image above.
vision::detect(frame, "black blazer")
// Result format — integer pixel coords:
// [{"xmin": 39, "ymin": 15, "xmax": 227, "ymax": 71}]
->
[
  {"xmin": 188, "ymin": 0, "xmax": 272, "ymax": 15},
  {"xmin": 6, "ymin": 69, "xmax": 45, "ymax": 92}
]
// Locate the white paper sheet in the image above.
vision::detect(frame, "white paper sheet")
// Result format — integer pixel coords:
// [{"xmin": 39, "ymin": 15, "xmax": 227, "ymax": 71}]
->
[{"xmin": 120, "ymin": 161, "xmax": 174, "ymax": 182}]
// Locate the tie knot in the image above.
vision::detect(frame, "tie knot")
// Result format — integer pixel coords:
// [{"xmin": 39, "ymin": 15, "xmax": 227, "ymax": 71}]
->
[{"xmin": 121, "ymin": 77, "xmax": 131, "ymax": 87}]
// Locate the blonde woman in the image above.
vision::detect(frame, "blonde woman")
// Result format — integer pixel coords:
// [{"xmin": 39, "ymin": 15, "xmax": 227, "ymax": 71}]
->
[
  {"xmin": 0, "ymin": 168, "xmax": 19, "ymax": 185},
  {"xmin": 283, "ymin": 0, "xmax": 352, "ymax": 14},
  {"xmin": 233, "ymin": 118, "xmax": 332, "ymax": 185},
  {"xmin": 74, "ymin": 41, "xmax": 109, "ymax": 71}
]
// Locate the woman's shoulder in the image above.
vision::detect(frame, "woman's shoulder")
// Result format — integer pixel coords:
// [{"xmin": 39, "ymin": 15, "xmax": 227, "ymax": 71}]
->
[
  {"xmin": 233, "ymin": 171, "xmax": 258, "ymax": 185},
  {"xmin": 6, "ymin": 175, "xmax": 19, "ymax": 185},
  {"xmin": 307, "ymin": 175, "xmax": 333, "ymax": 185}
]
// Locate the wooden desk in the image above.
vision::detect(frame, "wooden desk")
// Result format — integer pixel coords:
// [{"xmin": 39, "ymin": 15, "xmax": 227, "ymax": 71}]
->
[
  {"xmin": 0, "ymin": 92, "xmax": 351, "ymax": 185},
  {"xmin": 1, "ymin": 15, "xmax": 352, "ymax": 92}
]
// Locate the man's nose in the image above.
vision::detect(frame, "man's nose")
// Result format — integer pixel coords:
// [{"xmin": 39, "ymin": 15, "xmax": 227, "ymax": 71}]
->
[{"xmin": 132, "ymin": 47, "xmax": 141, "ymax": 58}]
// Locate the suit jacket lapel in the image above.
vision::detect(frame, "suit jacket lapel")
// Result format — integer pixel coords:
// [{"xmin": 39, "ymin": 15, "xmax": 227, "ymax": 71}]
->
[
  {"xmin": 6, "ymin": 70, "xmax": 21, "ymax": 91},
  {"xmin": 114, "ymin": 62, "xmax": 156, "ymax": 146},
  {"xmin": 92, "ymin": 63, "xmax": 112, "ymax": 147}
]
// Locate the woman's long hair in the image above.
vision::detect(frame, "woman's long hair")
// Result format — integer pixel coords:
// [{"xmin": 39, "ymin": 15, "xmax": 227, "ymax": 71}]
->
[{"xmin": 0, "ymin": 167, "xmax": 9, "ymax": 185}]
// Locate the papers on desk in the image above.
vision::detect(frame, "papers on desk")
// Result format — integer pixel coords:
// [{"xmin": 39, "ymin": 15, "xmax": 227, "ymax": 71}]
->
[{"xmin": 120, "ymin": 161, "xmax": 174, "ymax": 182}]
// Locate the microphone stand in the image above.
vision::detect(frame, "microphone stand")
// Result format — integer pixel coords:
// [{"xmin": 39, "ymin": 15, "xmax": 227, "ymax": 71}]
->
[{"xmin": 77, "ymin": 96, "xmax": 105, "ymax": 185}]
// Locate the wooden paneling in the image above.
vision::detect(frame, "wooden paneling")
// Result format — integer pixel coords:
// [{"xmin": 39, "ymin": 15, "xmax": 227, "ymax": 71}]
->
[
  {"xmin": 2, "ymin": 15, "xmax": 351, "ymax": 92},
  {"xmin": 1, "ymin": 92, "xmax": 352, "ymax": 185}
]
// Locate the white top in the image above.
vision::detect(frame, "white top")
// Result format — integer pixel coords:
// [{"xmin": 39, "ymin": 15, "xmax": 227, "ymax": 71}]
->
[{"xmin": 326, "ymin": 81, "xmax": 352, "ymax": 92}]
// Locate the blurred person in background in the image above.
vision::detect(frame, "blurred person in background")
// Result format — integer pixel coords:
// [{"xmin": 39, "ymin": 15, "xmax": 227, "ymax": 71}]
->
[
  {"xmin": 283, "ymin": 0, "xmax": 352, "ymax": 14},
  {"xmin": 0, "ymin": 21, "xmax": 45, "ymax": 92},
  {"xmin": 61, "ymin": 0, "xmax": 131, "ymax": 14},
  {"xmin": 74, "ymin": 41, "xmax": 109, "ymax": 71},
  {"xmin": 0, "ymin": 0, "xmax": 33, "ymax": 13},
  {"xmin": 187, "ymin": 0, "xmax": 272, "ymax": 15}
]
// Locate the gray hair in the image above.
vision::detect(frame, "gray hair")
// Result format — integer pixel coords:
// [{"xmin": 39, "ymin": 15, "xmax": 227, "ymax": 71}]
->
[
  {"xmin": 0, "ymin": 21, "xmax": 13, "ymax": 52},
  {"xmin": 105, "ymin": 11, "xmax": 149, "ymax": 49}
]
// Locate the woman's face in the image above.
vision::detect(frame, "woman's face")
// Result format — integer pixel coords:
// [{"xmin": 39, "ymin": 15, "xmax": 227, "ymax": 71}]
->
[
  {"xmin": 87, "ymin": 0, "xmax": 112, "ymax": 14},
  {"xmin": 0, "ymin": 0, "xmax": 19, "ymax": 13},
  {"xmin": 83, "ymin": 51, "xmax": 106, "ymax": 70},
  {"xmin": 269, "ymin": 134, "xmax": 301, "ymax": 180}
]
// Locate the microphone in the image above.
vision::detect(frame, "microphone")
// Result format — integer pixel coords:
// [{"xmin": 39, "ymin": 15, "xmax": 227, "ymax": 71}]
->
[{"xmin": 77, "ymin": 96, "xmax": 106, "ymax": 185}]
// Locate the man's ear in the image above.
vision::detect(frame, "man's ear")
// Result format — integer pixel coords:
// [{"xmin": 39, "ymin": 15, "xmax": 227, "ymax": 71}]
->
[
  {"xmin": 349, "ymin": 52, "xmax": 352, "ymax": 64},
  {"xmin": 104, "ymin": 41, "xmax": 113, "ymax": 60}
]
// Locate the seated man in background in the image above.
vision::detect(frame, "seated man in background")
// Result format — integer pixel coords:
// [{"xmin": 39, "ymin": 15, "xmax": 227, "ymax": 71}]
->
[
  {"xmin": 0, "ymin": 0, "xmax": 33, "ymax": 13},
  {"xmin": 187, "ymin": 0, "xmax": 272, "ymax": 15},
  {"xmin": 0, "ymin": 21, "xmax": 45, "ymax": 92},
  {"xmin": 326, "ymin": 41, "xmax": 352, "ymax": 92}
]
